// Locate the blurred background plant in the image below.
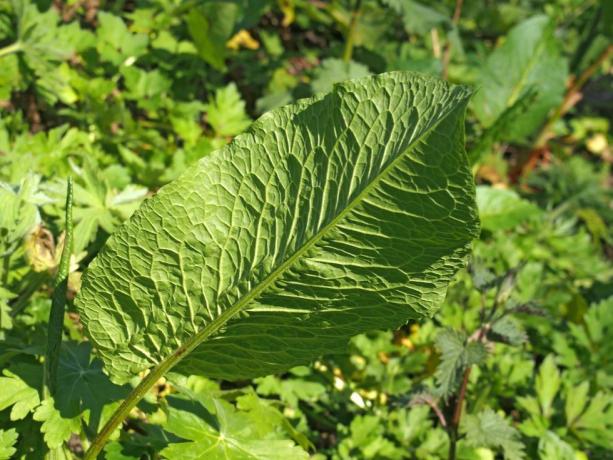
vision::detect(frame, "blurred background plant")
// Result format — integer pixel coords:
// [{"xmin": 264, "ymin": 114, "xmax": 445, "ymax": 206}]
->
[{"xmin": 0, "ymin": 0, "xmax": 611, "ymax": 459}]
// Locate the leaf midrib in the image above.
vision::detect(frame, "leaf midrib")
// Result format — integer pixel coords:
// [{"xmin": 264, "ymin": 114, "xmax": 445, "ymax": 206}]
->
[
  {"xmin": 151, "ymin": 90, "xmax": 468, "ymax": 371},
  {"xmin": 505, "ymin": 19, "xmax": 550, "ymax": 108}
]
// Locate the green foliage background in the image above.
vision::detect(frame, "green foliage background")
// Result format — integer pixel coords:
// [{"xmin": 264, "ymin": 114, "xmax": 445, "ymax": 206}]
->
[{"xmin": 0, "ymin": 0, "xmax": 611, "ymax": 459}]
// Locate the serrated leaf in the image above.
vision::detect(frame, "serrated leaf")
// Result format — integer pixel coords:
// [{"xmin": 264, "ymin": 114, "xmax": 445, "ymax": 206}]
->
[
  {"xmin": 435, "ymin": 329, "xmax": 487, "ymax": 398},
  {"xmin": 255, "ymin": 373, "xmax": 326, "ymax": 407},
  {"xmin": 536, "ymin": 355, "xmax": 560, "ymax": 419},
  {"xmin": 206, "ymin": 83, "xmax": 251, "ymax": 138},
  {"xmin": 75, "ymin": 72, "xmax": 479, "ymax": 384},
  {"xmin": 489, "ymin": 317, "xmax": 527, "ymax": 346},
  {"xmin": 161, "ymin": 396, "xmax": 309, "ymax": 460},
  {"xmin": 569, "ymin": 391, "xmax": 613, "ymax": 448},
  {"xmin": 96, "ymin": 12, "xmax": 148, "ymax": 65},
  {"xmin": 537, "ymin": 431, "xmax": 574, "ymax": 460},
  {"xmin": 0, "ymin": 369, "xmax": 40, "ymax": 420},
  {"xmin": 462, "ymin": 408, "xmax": 525, "ymax": 460},
  {"xmin": 472, "ymin": 15, "xmax": 567, "ymax": 140},
  {"xmin": 470, "ymin": 262, "xmax": 497, "ymax": 292},
  {"xmin": 47, "ymin": 164, "xmax": 147, "ymax": 252},
  {"xmin": 0, "ymin": 428, "xmax": 18, "ymax": 460},
  {"xmin": 33, "ymin": 398, "xmax": 81, "ymax": 449},
  {"xmin": 466, "ymin": 341, "xmax": 488, "ymax": 365}
]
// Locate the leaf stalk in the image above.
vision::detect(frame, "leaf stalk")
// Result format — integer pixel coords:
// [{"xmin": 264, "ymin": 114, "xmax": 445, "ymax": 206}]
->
[
  {"xmin": 44, "ymin": 177, "xmax": 73, "ymax": 396},
  {"xmin": 0, "ymin": 41, "xmax": 23, "ymax": 59},
  {"xmin": 441, "ymin": 0, "xmax": 464, "ymax": 79},
  {"xmin": 342, "ymin": 0, "xmax": 362, "ymax": 62}
]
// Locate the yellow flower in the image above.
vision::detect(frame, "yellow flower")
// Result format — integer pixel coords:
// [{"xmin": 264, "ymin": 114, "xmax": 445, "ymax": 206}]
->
[{"xmin": 227, "ymin": 30, "xmax": 259, "ymax": 51}]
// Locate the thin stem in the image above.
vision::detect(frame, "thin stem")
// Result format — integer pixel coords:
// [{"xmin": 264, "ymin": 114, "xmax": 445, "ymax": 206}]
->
[
  {"xmin": 447, "ymin": 324, "xmax": 486, "ymax": 460},
  {"xmin": 431, "ymin": 28, "xmax": 442, "ymax": 59},
  {"xmin": 520, "ymin": 44, "xmax": 612, "ymax": 177},
  {"xmin": 84, "ymin": 294, "xmax": 241, "ymax": 459},
  {"xmin": 441, "ymin": 0, "xmax": 464, "ymax": 79},
  {"xmin": 532, "ymin": 44, "xmax": 612, "ymax": 150},
  {"xmin": 45, "ymin": 177, "xmax": 73, "ymax": 396},
  {"xmin": 0, "ymin": 41, "xmax": 23, "ymax": 59},
  {"xmin": 426, "ymin": 399, "xmax": 447, "ymax": 428},
  {"xmin": 447, "ymin": 428, "xmax": 458, "ymax": 460},
  {"xmin": 84, "ymin": 357, "xmax": 174, "ymax": 459},
  {"xmin": 452, "ymin": 366, "xmax": 472, "ymax": 428},
  {"xmin": 342, "ymin": 0, "xmax": 362, "ymax": 62}
]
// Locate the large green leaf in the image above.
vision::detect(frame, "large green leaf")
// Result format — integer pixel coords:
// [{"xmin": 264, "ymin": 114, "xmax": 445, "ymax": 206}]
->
[
  {"xmin": 75, "ymin": 72, "xmax": 479, "ymax": 384},
  {"xmin": 471, "ymin": 15, "xmax": 568, "ymax": 141}
]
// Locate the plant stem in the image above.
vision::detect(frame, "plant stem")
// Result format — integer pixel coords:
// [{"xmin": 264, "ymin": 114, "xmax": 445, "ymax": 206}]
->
[
  {"xmin": 45, "ymin": 177, "xmax": 73, "ymax": 396},
  {"xmin": 84, "ymin": 294, "xmax": 244, "ymax": 459},
  {"xmin": 0, "ymin": 41, "xmax": 23, "ymax": 59},
  {"xmin": 445, "ymin": 365, "xmax": 471, "ymax": 460},
  {"xmin": 533, "ymin": 44, "xmax": 612, "ymax": 149},
  {"xmin": 447, "ymin": 324, "xmax": 486, "ymax": 460},
  {"xmin": 447, "ymin": 428, "xmax": 458, "ymax": 460},
  {"xmin": 520, "ymin": 44, "xmax": 612, "ymax": 177},
  {"xmin": 441, "ymin": 0, "xmax": 464, "ymax": 79},
  {"xmin": 428, "ymin": 399, "xmax": 448, "ymax": 428},
  {"xmin": 84, "ymin": 357, "xmax": 173, "ymax": 459},
  {"xmin": 453, "ymin": 366, "xmax": 472, "ymax": 426},
  {"xmin": 342, "ymin": 0, "xmax": 362, "ymax": 62}
]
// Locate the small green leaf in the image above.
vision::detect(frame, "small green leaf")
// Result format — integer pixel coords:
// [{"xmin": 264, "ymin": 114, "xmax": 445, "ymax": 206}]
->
[
  {"xmin": 564, "ymin": 380, "xmax": 589, "ymax": 426},
  {"xmin": 537, "ymin": 431, "xmax": 575, "ymax": 460},
  {"xmin": 0, "ymin": 287, "xmax": 16, "ymax": 332},
  {"xmin": 311, "ymin": 58, "xmax": 371, "ymax": 95},
  {"xmin": 570, "ymin": 391, "xmax": 613, "ymax": 448},
  {"xmin": 342, "ymin": 414, "xmax": 406, "ymax": 458},
  {"xmin": 255, "ymin": 374, "xmax": 326, "ymax": 407},
  {"xmin": 382, "ymin": 0, "xmax": 448, "ymax": 35},
  {"xmin": 186, "ymin": 3, "xmax": 238, "ymax": 71},
  {"xmin": 489, "ymin": 317, "xmax": 527, "ymax": 346},
  {"xmin": 33, "ymin": 398, "xmax": 81, "ymax": 449},
  {"xmin": 435, "ymin": 329, "xmax": 487, "ymax": 398},
  {"xmin": 104, "ymin": 441, "xmax": 139, "ymax": 460},
  {"xmin": 0, "ymin": 428, "xmax": 18, "ymax": 460},
  {"xmin": 0, "ymin": 369, "xmax": 40, "ymax": 421},
  {"xmin": 206, "ymin": 83, "xmax": 251, "ymax": 138},
  {"xmin": 536, "ymin": 355, "xmax": 560, "ymax": 419},
  {"xmin": 96, "ymin": 12, "xmax": 148, "ymax": 65},
  {"xmin": 462, "ymin": 409, "xmax": 525, "ymax": 460},
  {"xmin": 476, "ymin": 186, "xmax": 540, "ymax": 231},
  {"xmin": 55, "ymin": 342, "xmax": 128, "ymax": 421},
  {"xmin": 236, "ymin": 393, "xmax": 314, "ymax": 451},
  {"xmin": 161, "ymin": 396, "xmax": 309, "ymax": 460}
]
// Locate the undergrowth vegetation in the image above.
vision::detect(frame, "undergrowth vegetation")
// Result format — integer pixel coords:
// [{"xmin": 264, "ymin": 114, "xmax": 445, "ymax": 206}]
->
[{"xmin": 0, "ymin": 1, "xmax": 611, "ymax": 459}]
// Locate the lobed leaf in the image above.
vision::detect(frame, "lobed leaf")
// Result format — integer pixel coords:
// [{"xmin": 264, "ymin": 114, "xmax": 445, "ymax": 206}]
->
[
  {"xmin": 161, "ymin": 395, "xmax": 309, "ymax": 460},
  {"xmin": 0, "ymin": 428, "xmax": 18, "ymax": 460},
  {"xmin": 434, "ymin": 329, "xmax": 487, "ymax": 398},
  {"xmin": 462, "ymin": 408, "xmax": 525, "ymax": 460}
]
